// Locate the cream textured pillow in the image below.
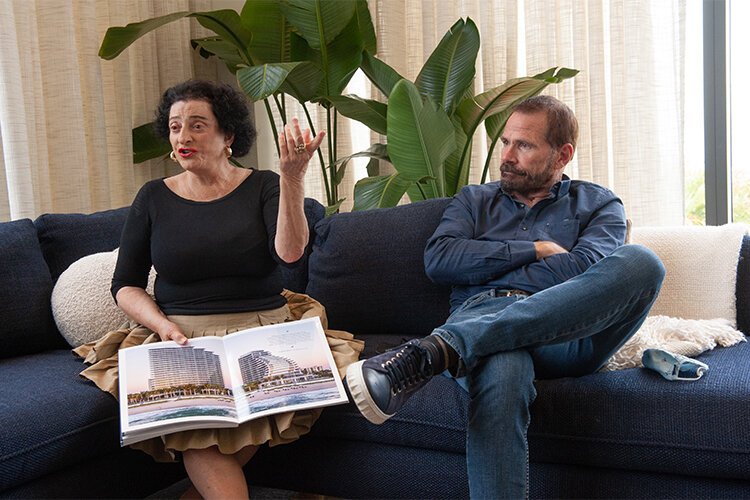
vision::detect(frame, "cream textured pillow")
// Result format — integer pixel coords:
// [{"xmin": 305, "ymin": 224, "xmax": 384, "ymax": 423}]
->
[
  {"xmin": 51, "ymin": 249, "xmax": 155, "ymax": 347},
  {"xmin": 630, "ymin": 223, "xmax": 748, "ymax": 325}
]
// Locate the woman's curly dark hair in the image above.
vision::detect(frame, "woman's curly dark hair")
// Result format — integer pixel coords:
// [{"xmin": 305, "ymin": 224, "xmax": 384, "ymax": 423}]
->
[{"xmin": 154, "ymin": 80, "xmax": 256, "ymax": 157}]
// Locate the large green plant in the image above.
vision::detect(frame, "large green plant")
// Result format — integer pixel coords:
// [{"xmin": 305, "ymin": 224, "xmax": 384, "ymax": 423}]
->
[
  {"xmin": 101, "ymin": 5, "xmax": 576, "ymax": 213},
  {"xmin": 329, "ymin": 18, "xmax": 578, "ymax": 210},
  {"xmin": 99, "ymin": 0, "xmax": 376, "ymax": 213}
]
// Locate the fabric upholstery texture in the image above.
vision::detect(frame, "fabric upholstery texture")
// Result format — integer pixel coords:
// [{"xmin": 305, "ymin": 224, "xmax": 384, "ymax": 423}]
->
[
  {"xmin": 34, "ymin": 207, "xmax": 129, "ymax": 282},
  {"xmin": 3, "ymin": 200, "xmax": 750, "ymax": 498},
  {"xmin": 0, "ymin": 219, "xmax": 60, "ymax": 358},
  {"xmin": 306, "ymin": 198, "xmax": 452, "ymax": 337},
  {"xmin": 631, "ymin": 223, "xmax": 748, "ymax": 324},
  {"xmin": 604, "ymin": 315, "xmax": 746, "ymax": 371},
  {"xmin": 0, "ymin": 351, "xmax": 121, "ymax": 491},
  {"xmin": 736, "ymin": 235, "xmax": 750, "ymax": 334},
  {"xmin": 530, "ymin": 340, "xmax": 750, "ymax": 479},
  {"xmin": 280, "ymin": 198, "xmax": 325, "ymax": 293},
  {"xmin": 51, "ymin": 249, "xmax": 156, "ymax": 347}
]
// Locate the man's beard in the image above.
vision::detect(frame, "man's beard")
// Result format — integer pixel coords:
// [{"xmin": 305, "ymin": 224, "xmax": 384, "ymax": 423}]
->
[{"xmin": 499, "ymin": 159, "xmax": 556, "ymax": 196}]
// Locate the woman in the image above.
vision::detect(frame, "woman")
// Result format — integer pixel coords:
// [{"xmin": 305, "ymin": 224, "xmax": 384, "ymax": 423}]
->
[{"xmin": 75, "ymin": 80, "xmax": 362, "ymax": 499}]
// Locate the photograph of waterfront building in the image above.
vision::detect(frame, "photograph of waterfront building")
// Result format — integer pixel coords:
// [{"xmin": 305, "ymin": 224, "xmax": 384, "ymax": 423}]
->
[
  {"xmin": 118, "ymin": 318, "xmax": 347, "ymax": 441},
  {"xmin": 233, "ymin": 347, "xmax": 340, "ymax": 415},
  {"xmin": 238, "ymin": 349, "xmax": 333, "ymax": 392},
  {"xmin": 125, "ymin": 345, "xmax": 235, "ymax": 424}
]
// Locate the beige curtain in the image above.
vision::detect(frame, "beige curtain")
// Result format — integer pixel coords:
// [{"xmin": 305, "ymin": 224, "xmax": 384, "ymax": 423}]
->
[
  {"xmin": 369, "ymin": 0, "xmax": 687, "ymax": 226},
  {"xmin": 0, "ymin": 0, "xmax": 216, "ymax": 221},
  {"xmin": 0, "ymin": 0, "xmax": 688, "ymax": 225}
]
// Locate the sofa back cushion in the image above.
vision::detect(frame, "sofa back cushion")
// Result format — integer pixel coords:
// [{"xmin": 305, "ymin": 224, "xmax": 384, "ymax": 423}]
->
[
  {"xmin": 0, "ymin": 219, "xmax": 61, "ymax": 357},
  {"xmin": 306, "ymin": 198, "xmax": 452, "ymax": 338},
  {"xmin": 737, "ymin": 235, "xmax": 750, "ymax": 335},
  {"xmin": 281, "ymin": 198, "xmax": 325, "ymax": 293},
  {"xmin": 34, "ymin": 207, "xmax": 129, "ymax": 283}
]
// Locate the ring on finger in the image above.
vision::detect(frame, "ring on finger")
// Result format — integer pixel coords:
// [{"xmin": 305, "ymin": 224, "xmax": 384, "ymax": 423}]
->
[{"xmin": 294, "ymin": 143, "xmax": 306, "ymax": 154}]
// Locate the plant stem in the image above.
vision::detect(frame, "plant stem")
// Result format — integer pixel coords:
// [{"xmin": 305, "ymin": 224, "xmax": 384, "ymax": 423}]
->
[
  {"xmin": 416, "ymin": 182, "xmax": 428, "ymax": 200},
  {"xmin": 301, "ymin": 103, "xmax": 332, "ymax": 205},
  {"xmin": 481, "ymin": 139, "xmax": 499, "ymax": 184},
  {"xmin": 263, "ymin": 98, "xmax": 280, "ymax": 158},
  {"xmin": 332, "ymin": 109, "xmax": 339, "ymax": 202},
  {"xmin": 326, "ymin": 107, "xmax": 335, "ymax": 205},
  {"xmin": 273, "ymin": 94, "xmax": 287, "ymax": 126}
]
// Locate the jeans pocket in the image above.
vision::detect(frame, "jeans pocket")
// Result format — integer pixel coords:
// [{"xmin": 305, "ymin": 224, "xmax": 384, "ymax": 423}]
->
[{"xmin": 450, "ymin": 290, "xmax": 495, "ymax": 318}]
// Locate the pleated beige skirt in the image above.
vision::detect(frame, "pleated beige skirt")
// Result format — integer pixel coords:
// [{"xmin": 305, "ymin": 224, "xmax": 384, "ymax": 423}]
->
[{"xmin": 74, "ymin": 290, "xmax": 364, "ymax": 462}]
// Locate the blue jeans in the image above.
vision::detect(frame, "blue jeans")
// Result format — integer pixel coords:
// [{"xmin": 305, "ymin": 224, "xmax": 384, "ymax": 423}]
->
[{"xmin": 433, "ymin": 245, "xmax": 665, "ymax": 499}]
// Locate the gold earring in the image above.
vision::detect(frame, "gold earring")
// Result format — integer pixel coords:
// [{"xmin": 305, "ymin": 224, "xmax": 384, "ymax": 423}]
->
[
  {"xmin": 169, "ymin": 151, "xmax": 178, "ymax": 162},
  {"xmin": 225, "ymin": 146, "xmax": 233, "ymax": 158}
]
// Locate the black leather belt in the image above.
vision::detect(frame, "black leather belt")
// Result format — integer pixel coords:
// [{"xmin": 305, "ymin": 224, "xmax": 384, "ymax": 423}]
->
[{"xmin": 496, "ymin": 289, "xmax": 531, "ymax": 297}]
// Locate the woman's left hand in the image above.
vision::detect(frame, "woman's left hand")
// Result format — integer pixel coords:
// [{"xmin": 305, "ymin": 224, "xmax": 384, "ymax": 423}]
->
[{"xmin": 279, "ymin": 117, "xmax": 325, "ymax": 182}]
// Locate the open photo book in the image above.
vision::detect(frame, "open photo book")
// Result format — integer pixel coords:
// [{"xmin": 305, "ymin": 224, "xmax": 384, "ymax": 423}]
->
[{"xmin": 117, "ymin": 316, "xmax": 348, "ymax": 446}]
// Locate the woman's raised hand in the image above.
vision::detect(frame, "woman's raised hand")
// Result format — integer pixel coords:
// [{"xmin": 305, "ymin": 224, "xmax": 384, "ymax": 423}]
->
[{"xmin": 279, "ymin": 117, "xmax": 325, "ymax": 182}]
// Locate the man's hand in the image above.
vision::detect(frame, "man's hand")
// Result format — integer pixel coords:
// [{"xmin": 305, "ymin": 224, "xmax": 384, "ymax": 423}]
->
[{"xmin": 534, "ymin": 240, "xmax": 569, "ymax": 260}]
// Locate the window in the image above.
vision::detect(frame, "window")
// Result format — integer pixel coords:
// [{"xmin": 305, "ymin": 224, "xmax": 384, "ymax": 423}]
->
[
  {"xmin": 729, "ymin": 0, "xmax": 749, "ymax": 222},
  {"xmin": 697, "ymin": 0, "xmax": 747, "ymax": 225}
]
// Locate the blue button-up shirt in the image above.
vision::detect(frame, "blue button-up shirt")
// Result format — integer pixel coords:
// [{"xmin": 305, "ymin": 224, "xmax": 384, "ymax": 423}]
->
[{"xmin": 424, "ymin": 176, "xmax": 627, "ymax": 312}]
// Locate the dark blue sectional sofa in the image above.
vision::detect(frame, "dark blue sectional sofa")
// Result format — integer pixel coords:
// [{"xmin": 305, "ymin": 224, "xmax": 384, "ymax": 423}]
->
[{"xmin": 1, "ymin": 196, "xmax": 748, "ymax": 498}]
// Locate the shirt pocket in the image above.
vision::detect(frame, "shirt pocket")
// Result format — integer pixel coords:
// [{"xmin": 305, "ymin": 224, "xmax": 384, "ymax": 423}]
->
[{"xmin": 538, "ymin": 219, "xmax": 580, "ymax": 250}]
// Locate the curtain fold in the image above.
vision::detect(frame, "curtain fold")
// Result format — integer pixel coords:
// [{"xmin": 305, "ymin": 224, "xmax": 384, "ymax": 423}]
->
[
  {"xmin": 0, "ymin": 0, "xmax": 215, "ymax": 221},
  {"xmin": 0, "ymin": 0, "xmax": 688, "ymax": 226},
  {"xmin": 368, "ymin": 0, "xmax": 687, "ymax": 226}
]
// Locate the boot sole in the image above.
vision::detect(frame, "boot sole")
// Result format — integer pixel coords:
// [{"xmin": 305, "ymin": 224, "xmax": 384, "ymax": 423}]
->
[{"xmin": 345, "ymin": 360, "xmax": 392, "ymax": 425}]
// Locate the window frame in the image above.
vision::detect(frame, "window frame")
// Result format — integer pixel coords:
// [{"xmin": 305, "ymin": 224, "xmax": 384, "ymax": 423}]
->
[{"xmin": 703, "ymin": 0, "xmax": 730, "ymax": 225}]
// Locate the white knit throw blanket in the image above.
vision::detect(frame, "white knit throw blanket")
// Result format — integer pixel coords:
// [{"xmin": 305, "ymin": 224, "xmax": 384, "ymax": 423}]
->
[
  {"xmin": 603, "ymin": 223, "xmax": 749, "ymax": 371},
  {"xmin": 603, "ymin": 315, "xmax": 746, "ymax": 371}
]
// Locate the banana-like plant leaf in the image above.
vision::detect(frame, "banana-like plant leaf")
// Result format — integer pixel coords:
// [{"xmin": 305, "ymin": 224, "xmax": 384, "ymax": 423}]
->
[
  {"xmin": 328, "ymin": 95, "xmax": 387, "ymax": 135},
  {"xmin": 282, "ymin": 0, "xmax": 357, "ymax": 50},
  {"xmin": 366, "ymin": 157, "xmax": 380, "ymax": 177},
  {"xmin": 352, "ymin": 173, "xmax": 416, "ymax": 210},
  {"xmin": 99, "ymin": 11, "xmax": 191, "ymax": 59},
  {"xmin": 457, "ymin": 67, "xmax": 579, "ymax": 137},
  {"xmin": 99, "ymin": 10, "xmax": 252, "ymax": 64},
  {"xmin": 355, "ymin": 0, "xmax": 377, "ymax": 54},
  {"xmin": 386, "ymin": 80, "xmax": 456, "ymax": 197},
  {"xmin": 192, "ymin": 10, "xmax": 252, "ymax": 56},
  {"xmin": 360, "ymin": 50, "xmax": 404, "ymax": 98},
  {"xmin": 237, "ymin": 62, "xmax": 308, "ymax": 101},
  {"xmin": 278, "ymin": 62, "xmax": 324, "ymax": 103},
  {"xmin": 292, "ymin": 13, "xmax": 364, "ymax": 103},
  {"xmin": 415, "ymin": 18, "xmax": 479, "ymax": 115},
  {"xmin": 443, "ymin": 116, "xmax": 471, "ymax": 196},
  {"xmin": 190, "ymin": 37, "xmax": 245, "ymax": 72},
  {"xmin": 241, "ymin": 0, "xmax": 291, "ymax": 64},
  {"xmin": 132, "ymin": 122, "xmax": 171, "ymax": 164},
  {"xmin": 325, "ymin": 199, "xmax": 346, "ymax": 216},
  {"xmin": 332, "ymin": 143, "xmax": 390, "ymax": 185}
]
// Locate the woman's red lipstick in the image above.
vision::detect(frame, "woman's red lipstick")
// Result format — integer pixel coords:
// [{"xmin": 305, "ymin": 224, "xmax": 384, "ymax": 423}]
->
[{"xmin": 178, "ymin": 148, "xmax": 197, "ymax": 158}]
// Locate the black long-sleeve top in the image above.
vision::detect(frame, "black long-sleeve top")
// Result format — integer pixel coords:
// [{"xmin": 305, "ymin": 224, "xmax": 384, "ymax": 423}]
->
[{"xmin": 111, "ymin": 170, "xmax": 295, "ymax": 315}]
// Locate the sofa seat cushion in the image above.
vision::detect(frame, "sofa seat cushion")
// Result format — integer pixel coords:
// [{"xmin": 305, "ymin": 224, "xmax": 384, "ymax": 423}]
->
[
  {"xmin": 529, "ymin": 340, "xmax": 750, "ymax": 480},
  {"xmin": 309, "ymin": 336, "xmax": 749, "ymax": 482},
  {"xmin": 312, "ymin": 373, "xmax": 468, "ymax": 455},
  {"xmin": 0, "ymin": 350, "xmax": 121, "ymax": 491},
  {"xmin": 0, "ymin": 219, "xmax": 61, "ymax": 358}
]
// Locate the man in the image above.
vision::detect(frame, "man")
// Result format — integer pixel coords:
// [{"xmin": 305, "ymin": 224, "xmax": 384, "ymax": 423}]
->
[{"xmin": 345, "ymin": 95, "xmax": 665, "ymax": 498}]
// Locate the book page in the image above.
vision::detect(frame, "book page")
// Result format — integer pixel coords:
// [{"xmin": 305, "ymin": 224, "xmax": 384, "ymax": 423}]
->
[
  {"xmin": 221, "ymin": 317, "xmax": 348, "ymax": 422},
  {"xmin": 118, "ymin": 337, "xmax": 238, "ymax": 445}
]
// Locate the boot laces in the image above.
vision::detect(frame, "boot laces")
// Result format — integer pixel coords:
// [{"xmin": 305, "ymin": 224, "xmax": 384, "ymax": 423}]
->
[{"xmin": 381, "ymin": 343, "xmax": 431, "ymax": 394}]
